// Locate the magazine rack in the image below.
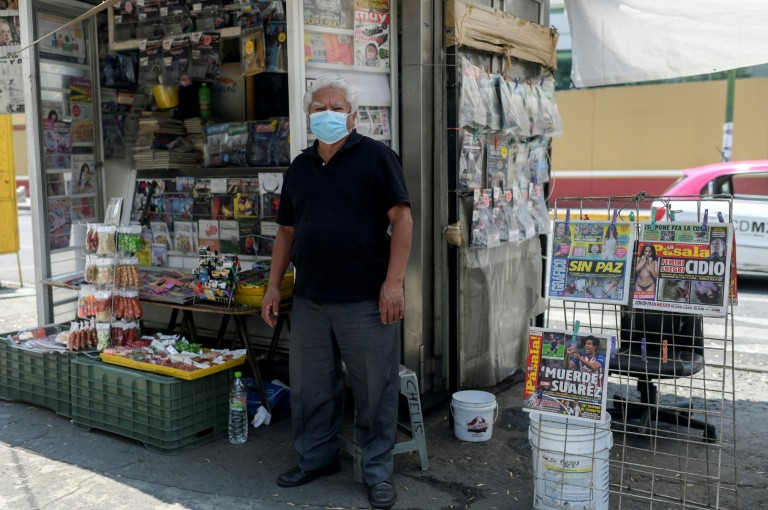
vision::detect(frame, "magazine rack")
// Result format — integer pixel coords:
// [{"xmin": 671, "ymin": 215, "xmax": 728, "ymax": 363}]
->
[
  {"xmin": 193, "ymin": 249, "xmax": 239, "ymax": 307},
  {"xmin": 541, "ymin": 193, "xmax": 738, "ymax": 509}
]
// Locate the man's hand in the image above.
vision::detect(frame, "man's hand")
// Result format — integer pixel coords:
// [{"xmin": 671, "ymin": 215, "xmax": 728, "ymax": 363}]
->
[
  {"xmin": 261, "ymin": 287, "xmax": 282, "ymax": 328},
  {"xmin": 379, "ymin": 278, "xmax": 404, "ymax": 325}
]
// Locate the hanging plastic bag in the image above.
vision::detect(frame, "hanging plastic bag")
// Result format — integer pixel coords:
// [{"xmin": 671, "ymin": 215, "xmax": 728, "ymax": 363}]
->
[
  {"xmin": 479, "ymin": 73, "xmax": 502, "ymax": 131},
  {"xmin": 458, "ymin": 129, "xmax": 484, "ymax": 192},
  {"xmin": 527, "ymin": 139, "xmax": 550, "ymax": 184},
  {"xmin": 526, "ymin": 81, "xmax": 546, "ymax": 137},
  {"xmin": 498, "ymin": 76, "xmax": 529, "ymax": 139},
  {"xmin": 162, "ymin": 36, "xmax": 192, "ymax": 87},
  {"xmin": 539, "ymin": 74, "xmax": 564, "ymax": 137},
  {"xmin": 486, "ymin": 138, "xmax": 510, "ymax": 190},
  {"xmin": 470, "ymin": 189, "xmax": 501, "ymax": 249},
  {"xmin": 507, "ymin": 141, "xmax": 529, "ymax": 188},
  {"xmin": 459, "ymin": 58, "xmax": 486, "ymax": 130},
  {"xmin": 241, "ymin": 25, "xmax": 266, "ymax": 76},
  {"xmin": 138, "ymin": 38, "xmax": 164, "ymax": 93},
  {"xmin": 511, "ymin": 186, "xmax": 536, "ymax": 241},
  {"xmin": 492, "ymin": 188, "xmax": 510, "ymax": 243},
  {"xmin": 529, "ymin": 182, "xmax": 552, "ymax": 235},
  {"xmin": 189, "ymin": 32, "xmax": 222, "ymax": 81}
]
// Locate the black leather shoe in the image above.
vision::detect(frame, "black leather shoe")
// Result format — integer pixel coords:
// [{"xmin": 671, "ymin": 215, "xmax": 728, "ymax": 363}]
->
[
  {"xmin": 368, "ymin": 480, "xmax": 397, "ymax": 509},
  {"xmin": 276, "ymin": 460, "xmax": 341, "ymax": 487}
]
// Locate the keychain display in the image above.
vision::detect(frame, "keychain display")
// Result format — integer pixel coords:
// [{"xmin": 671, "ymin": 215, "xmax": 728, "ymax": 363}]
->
[
  {"xmin": 194, "ymin": 248, "xmax": 240, "ymax": 304},
  {"xmin": 458, "ymin": 129, "xmax": 484, "ymax": 191}
]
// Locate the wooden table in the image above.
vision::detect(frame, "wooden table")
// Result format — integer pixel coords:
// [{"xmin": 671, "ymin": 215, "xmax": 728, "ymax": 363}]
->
[
  {"xmin": 42, "ymin": 275, "xmax": 292, "ymax": 414},
  {"xmin": 136, "ymin": 298, "xmax": 293, "ymax": 415}
]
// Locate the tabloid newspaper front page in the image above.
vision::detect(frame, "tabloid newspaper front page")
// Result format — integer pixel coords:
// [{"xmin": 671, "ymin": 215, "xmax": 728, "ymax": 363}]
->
[
  {"xmin": 631, "ymin": 221, "xmax": 733, "ymax": 317},
  {"xmin": 548, "ymin": 220, "xmax": 636, "ymax": 305},
  {"xmin": 523, "ymin": 327, "xmax": 611, "ymax": 424}
]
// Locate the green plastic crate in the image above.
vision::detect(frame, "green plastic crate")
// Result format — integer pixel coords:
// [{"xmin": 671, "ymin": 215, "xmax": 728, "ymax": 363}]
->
[
  {"xmin": 70, "ymin": 357, "xmax": 229, "ymax": 454},
  {"xmin": 0, "ymin": 338, "xmax": 75, "ymax": 418}
]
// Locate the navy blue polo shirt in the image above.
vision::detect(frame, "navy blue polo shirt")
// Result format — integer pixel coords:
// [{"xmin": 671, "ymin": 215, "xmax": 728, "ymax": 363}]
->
[{"xmin": 277, "ymin": 130, "xmax": 410, "ymax": 302}]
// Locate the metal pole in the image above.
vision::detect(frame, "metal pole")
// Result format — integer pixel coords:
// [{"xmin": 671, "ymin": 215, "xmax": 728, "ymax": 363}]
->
[{"xmin": 721, "ymin": 69, "xmax": 735, "ymax": 162}]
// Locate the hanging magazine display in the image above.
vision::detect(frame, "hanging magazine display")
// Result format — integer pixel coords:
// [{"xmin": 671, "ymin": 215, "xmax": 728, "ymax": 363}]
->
[
  {"xmin": 631, "ymin": 221, "xmax": 733, "ymax": 317},
  {"xmin": 548, "ymin": 220, "xmax": 635, "ymax": 305},
  {"xmin": 353, "ymin": 0, "xmax": 389, "ymax": 69},
  {"xmin": 522, "ymin": 327, "xmax": 611, "ymax": 424}
]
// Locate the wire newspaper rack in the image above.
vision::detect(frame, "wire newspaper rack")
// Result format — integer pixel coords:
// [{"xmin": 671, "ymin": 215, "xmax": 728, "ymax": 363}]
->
[{"xmin": 535, "ymin": 193, "xmax": 738, "ymax": 509}]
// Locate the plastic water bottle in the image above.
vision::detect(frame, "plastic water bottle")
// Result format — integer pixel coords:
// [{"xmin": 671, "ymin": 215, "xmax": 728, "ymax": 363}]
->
[
  {"xmin": 228, "ymin": 371, "xmax": 248, "ymax": 444},
  {"xmin": 199, "ymin": 82, "xmax": 212, "ymax": 120}
]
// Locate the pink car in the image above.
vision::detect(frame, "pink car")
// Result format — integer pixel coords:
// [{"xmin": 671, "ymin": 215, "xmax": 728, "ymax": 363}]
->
[{"xmin": 653, "ymin": 161, "xmax": 768, "ymax": 273}]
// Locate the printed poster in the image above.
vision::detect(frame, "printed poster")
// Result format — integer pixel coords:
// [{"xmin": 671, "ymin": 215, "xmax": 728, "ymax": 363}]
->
[
  {"xmin": 37, "ymin": 13, "xmax": 86, "ymax": 63},
  {"xmin": 632, "ymin": 221, "xmax": 733, "ymax": 317},
  {"xmin": 0, "ymin": 11, "xmax": 24, "ymax": 113},
  {"xmin": 549, "ymin": 220, "xmax": 635, "ymax": 305},
  {"xmin": 354, "ymin": 0, "xmax": 389, "ymax": 69},
  {"xmin": 522, "ymin": 327, "xmax": 611, "ymax": 424}
]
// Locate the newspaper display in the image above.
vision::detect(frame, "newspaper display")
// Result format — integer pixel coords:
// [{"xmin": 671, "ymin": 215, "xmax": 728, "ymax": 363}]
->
[
  {"xmin": 523, "ymin": 327, "xmax": 611, "ymax": 424},
  {"xmin": 548, "ymin": 220, "xmax": 636, "ymax": 305},
  {"xmin": 354, "ymin": 0, "xmax": 389, "ymax": 69},
  {"xmin": 632, "ymin": 221, "xmax": 733, "ymax": 317}
]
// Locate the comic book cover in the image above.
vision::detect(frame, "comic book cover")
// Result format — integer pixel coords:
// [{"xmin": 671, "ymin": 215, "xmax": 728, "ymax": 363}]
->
[
  {"xmin": 173, "ymin": 221, "xmax": 195, "ymax": 253},
  {"xmin": 259, "ymin": 221, "xmax": 279, "ymax": 257},
  {"xmin": 522, "ymin": 327, "xmax": 612, "ymax": 424},
  {"xmin": 150, "ymin": 221, "xmax": 172, "ymax": 249},
  {"xmin": 549, "ymin": 220, "xmax": 636, "ymax": 305},
  {"xmin": 631, "ymin": 221, "xmax": 733, "ymax": 316},
  {"xmin": 353, "ymin": 0, "xmax": 389, "ymax": 69}
]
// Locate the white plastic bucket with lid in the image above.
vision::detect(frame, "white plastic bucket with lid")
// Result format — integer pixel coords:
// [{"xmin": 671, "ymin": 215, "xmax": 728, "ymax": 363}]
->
[
  {"xmin": 528, "ymin": 413, "xmax": 613, "ymax": 510},
  {"xmin": 450, "ymin": 390, "xmax": 498, "ymax": 442}
]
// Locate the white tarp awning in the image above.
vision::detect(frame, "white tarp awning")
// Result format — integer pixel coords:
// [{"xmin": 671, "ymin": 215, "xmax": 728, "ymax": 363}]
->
[{"xmin": 565, "ymin": 0, "xmax": 768, "ymax": 88}]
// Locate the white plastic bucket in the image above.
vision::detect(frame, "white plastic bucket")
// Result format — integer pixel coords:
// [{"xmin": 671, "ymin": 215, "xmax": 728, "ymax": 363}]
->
[
  {"xmin": 528, "ymin": 413, "xmax": 613, "ymax": 510},
  {"xmin": 450, "ymin": 390, "xmax": 498, "ymax": 442}
]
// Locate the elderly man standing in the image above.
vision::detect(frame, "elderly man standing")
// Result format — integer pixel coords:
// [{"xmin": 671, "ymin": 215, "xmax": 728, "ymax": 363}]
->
[{"xmin": 261, "ymin": 74, "xmax": 412, "ymax": 509}]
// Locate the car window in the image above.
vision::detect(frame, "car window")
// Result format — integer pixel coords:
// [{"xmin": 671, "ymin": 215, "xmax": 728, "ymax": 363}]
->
[{"xmin": 732, "ymin": 173, "xmax": 768, "ymax": 199}]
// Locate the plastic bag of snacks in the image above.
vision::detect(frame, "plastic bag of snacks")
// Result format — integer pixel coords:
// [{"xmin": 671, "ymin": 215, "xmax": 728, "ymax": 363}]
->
[
  {"xmin": 96, "ymin": 322, "xmax": 112, "ymax": 351},
  {"xmin": 77, "ymin": 285, "xmax": 97, "ymax": 319},
  {"xmin": 86, "ymin": 223, "xmax": 99, "ymax": 252},
  {"xmin": 117, "ymin": 225, "xmax": 143, "ymax": 254},
  {"xmin": 95, "ymin": 290, "xmax": 113, "ymax": 322},
  {"xmin": 113, "ymin": 290, "xmax": 143, "ymax": 320},
  {"xmin": 115, "ymin": 257, "xmax": 142, "ymax": 288},
  {"xmin": 96, "ymin": 257, "xmax": 116, "ymax": 285},
  {"xmin": 84, "ymin": 255, "xmax": 99, "ymax": 284},
  {"xmin": 97, "ymin": 225, "xmax": 117, "ymax": 255},
  {"xmin": 67, "ymin": 320, "xmax": 97, "ymax": 351}
]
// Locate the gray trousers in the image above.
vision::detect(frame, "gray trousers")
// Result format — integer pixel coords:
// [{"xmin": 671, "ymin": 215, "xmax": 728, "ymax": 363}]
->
[{"xmin": 289, "ymin": 297, "xmax": 400, "ymax": 486}]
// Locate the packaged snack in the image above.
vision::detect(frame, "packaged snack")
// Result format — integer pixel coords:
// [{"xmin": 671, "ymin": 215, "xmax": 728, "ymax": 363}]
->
[
  {"xmin": 95, "ymin": 290, "xmax": 113, "ymax": 322},
  {"xmin": 118, "ymin": 224, "xmax": 143, "ymax": 254},
  {"xmin": 77, "ymin": 285, "xmax": 97, "ymax": 319},
  {"xmin": 86, "ymin": 223, "xmax": 99, "ymax": 252},
  {"xmin": 84, "ymin": 254, "xmax": 99, "ymax": 284},
  {"xmin": 96, "ymin": 257, "xmax": 116, "ymax": 285},
  {"xmin": 97, "ymin": 225, "xmax": 117, "ymax": 254},
  {"xmin": 97, "ymin": 322, "xmax": 112, "ymax": 351}
]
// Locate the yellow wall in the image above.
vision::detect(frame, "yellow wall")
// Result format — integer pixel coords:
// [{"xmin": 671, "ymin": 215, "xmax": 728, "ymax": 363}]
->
[
  {"xmin": 552, "ymin": 77, "xmax": 768, "ymax": 171},
  {"xmin": 11, "ymin": 113, "xmax": 27, "ymax": 178}
]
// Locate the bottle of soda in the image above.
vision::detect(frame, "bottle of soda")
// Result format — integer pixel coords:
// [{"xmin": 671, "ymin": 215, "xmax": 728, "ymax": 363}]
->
[
  {"xmin": 228, "ymin": 371, "xmax": 248, "ymax": 444},
  {"xmin": 199, "ymin": 82, "xmax": 212, "ymax": 120}
]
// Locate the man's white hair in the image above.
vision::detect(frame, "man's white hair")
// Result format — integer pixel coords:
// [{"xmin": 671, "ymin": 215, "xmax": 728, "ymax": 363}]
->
[{"xmin": 303, "ymin": 74, "xmax": 359, "ymax": 114}]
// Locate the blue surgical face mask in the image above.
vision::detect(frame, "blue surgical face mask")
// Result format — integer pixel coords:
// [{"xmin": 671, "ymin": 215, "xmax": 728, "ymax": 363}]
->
[{"xmin": 309, "ymin": 110, "xmax": 351, "ymax": 144}]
